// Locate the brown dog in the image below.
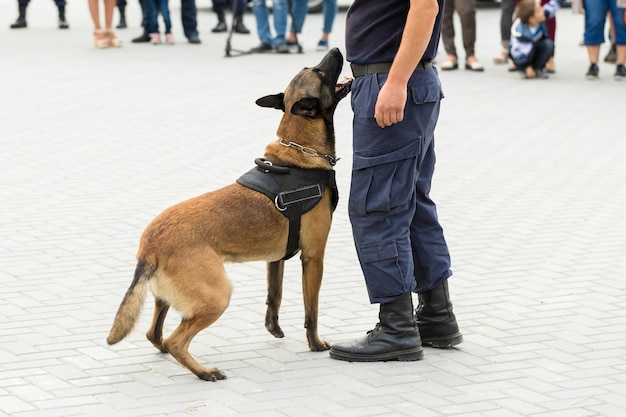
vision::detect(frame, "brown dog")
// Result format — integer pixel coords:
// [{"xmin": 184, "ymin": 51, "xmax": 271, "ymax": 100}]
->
[{"xmin": 106, "ymin": 48, "xmax": 352, "ymax": 381}]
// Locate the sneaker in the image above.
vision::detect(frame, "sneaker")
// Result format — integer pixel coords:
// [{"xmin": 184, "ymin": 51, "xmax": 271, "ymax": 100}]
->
[
  {"xmin": 233, "ymin": 17, "xmax": 249, "ymax": 34},
  {"xmin": 132, "ymin": 33, "xmax": 151, "ymax": 43},
  {"xmin": 165, "ymin": 33, "xmax": 174, "ymax": 45},
  {"xmin": 250, "ymin": 42, "xmax": 273, "ymax": 53},
  {"xmin": 275, "ymin": 42, "xmax": 290, "ymax": 54},
  {"xmin": 285, "ymin": 40, "xmax": 300, "ymax": 53},
  {"xmin": 614, "ymin": 64, "xmax": 626, "ymax": 81},
  {"xmin": 150, "ymin": 33, "xmax": 161, "ymax": 45},
  {"xmin": 10, "ymin": 18, "xmax": 27, "ymax": 29},
  {"xmin": 187, "ymin": 35, "xmax": 201, "ymax": 44},
  {"xmin": 116, "ymin": 16, "xmax": 127, "ymax": 29},
  {"xmin": 585, "ymin": 63, "xmax": 599, "ymax": 80},
  {"xmin": 534, "ymin": 68, "xmax": 549, "ymax": 79},
  {"xmin": 211, "ymin": 21, "xmax": 227, "ymax": 33},
  {"xmin": 604, "ymin": 43, "xmax": 617, "ymax": 63},
  {"xmin": 316, "ymin": 39, "xmax": 329, "ymax": 51}
]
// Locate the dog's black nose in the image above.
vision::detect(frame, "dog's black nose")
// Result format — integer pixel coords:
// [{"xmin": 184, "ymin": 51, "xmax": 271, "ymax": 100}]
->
[
  {"xmin": 317, "ymin": 48, "xmax": 343, "ymax": 72},
  {"xmin": 328, "ymin": 47, "xmax": 342, "ymax": 60}
]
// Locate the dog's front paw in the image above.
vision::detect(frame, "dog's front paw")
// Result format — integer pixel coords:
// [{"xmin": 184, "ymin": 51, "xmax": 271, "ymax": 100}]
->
[
  {"xmin": 265, "ymin": 320, "xmax": 285, "ymax": 339},
  {"xmin": 309, "ymin": 338, "xmax": 332, "ymax": 351}
]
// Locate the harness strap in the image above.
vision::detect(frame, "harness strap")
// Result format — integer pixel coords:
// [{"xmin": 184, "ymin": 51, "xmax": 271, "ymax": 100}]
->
[
  {"xmin": 284, "ymin": 201, "xmax": 302, "ymax": 261},
  {"xmin": 276, "ymin": 169, "xmax": 325, "ymax": 260},
  {"xmin": 276, "ymin": 184, "xmax": 322, "ymax": 211},
  {"xmin": 237, "ymin": 159, "xmax": 339, "ymax": 260}
]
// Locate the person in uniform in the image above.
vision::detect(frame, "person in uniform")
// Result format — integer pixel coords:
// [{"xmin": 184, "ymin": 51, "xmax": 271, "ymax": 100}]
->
[{"xmin": 329, "ymin": 0, "xmax": 463, "ymax": 362}]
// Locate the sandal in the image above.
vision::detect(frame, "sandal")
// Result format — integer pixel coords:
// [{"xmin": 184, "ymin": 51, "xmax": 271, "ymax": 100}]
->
[
  {"xmin": 440, "ymin": 56, "xmax": 458, "ymax": 71},
  {"xmin": 94, "ymin": 29, "xmax": 109, "ymax": 49},
  {"xmin": 106, "ymin": 30, "xmax": 123, "ymax": 48},
  {"xmin": 465, "ymin": 60, "xmax": 484, "ymax": 72},
  {"xmin": 493, "ymin": 49, "xmax": 509, "ymax": 64}
]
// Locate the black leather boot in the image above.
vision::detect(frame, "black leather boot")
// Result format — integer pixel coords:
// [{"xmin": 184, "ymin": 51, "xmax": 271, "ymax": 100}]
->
[
  {"xmin": 211, "ymin": 10, "xmax": 227, "ymax": 33},
  {"xmin": 116, "ymin": 5, "xmax": 127, "ymax": 29},
  {"xmin": 416, "ymin": 280, "xmax": 463, "ymax": 348},
  {"xmin": 10, "ymin": 4, "xmax": 27, "ymax": 29},
  {"xmin": 329, "ymin": 292, "xmax": 423, "ymax": 362},
  {"xmin": 58, "ymin": 6, "xmax": 69, "ymax": 29},
  {"xmin": 233, "ymin": 13, "xmax": 249, "ymax": 34}
]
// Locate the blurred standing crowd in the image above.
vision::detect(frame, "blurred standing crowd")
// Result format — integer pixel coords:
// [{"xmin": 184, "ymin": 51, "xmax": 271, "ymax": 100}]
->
[
  {"xmin": 7, "ymin": 0, "xmax": 626, "ymax": 80},
  {"xmin": 439, "ymin": 0, "xmax": 626, "ymax": 80},
  {"xmin": 7, "ymin": 0, "xmax": 338, "ymax": 53}
]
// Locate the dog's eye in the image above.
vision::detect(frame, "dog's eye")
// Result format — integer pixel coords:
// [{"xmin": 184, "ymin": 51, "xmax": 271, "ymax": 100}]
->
[{"xmin": 314, "ymin": 68, "xmax": 326, "ymax": 78}]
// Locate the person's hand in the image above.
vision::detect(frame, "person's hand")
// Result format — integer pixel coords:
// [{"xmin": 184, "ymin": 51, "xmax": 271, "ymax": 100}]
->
[{"xmin": 374, "ymin": 81, "xmax": 406, "ymax": 128}]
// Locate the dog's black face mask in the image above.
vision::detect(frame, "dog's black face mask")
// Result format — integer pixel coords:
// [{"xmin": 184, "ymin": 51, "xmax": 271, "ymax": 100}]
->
[{"xmin": 255, "ymin": 48, "xmax": 352, "ymax": 118}]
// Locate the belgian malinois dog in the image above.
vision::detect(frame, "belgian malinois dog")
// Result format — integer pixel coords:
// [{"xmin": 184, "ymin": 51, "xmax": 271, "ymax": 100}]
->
[{"xmin": 107, "ymin": 48, "xmax": 352, "ymax": 381}]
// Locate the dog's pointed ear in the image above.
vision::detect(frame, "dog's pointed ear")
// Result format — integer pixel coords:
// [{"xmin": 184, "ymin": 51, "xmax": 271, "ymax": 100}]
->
[
  {"xmin": 256, "ymin": 93, "xmax": 285, "ymax": 112},
  {"xmin": 291, "ymin": 97, "xmax": 320, "ymax": 117}
]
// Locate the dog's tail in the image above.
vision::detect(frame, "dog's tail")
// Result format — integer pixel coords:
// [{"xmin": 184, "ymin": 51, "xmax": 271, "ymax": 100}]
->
[{"xmin": 106, "ymin": 259, "xmax": 154, "ymax": 345}]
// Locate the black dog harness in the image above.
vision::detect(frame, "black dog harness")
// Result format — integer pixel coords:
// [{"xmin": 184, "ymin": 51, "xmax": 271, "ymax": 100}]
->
[{"xmin": 236, "ymin": 158, "xmax": 339, "ymax": 260}]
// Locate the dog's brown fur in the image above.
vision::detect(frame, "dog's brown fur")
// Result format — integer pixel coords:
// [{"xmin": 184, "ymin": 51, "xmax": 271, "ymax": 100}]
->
[{"xmin": 107, "ymin": 48, "xmax": 351, "ymax": 381}]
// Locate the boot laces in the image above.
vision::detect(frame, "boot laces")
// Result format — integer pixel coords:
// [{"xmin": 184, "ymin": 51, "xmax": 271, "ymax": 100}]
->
[{"xmin": 366, "ymin": 323, "xmax": 384, "ymax": 336}]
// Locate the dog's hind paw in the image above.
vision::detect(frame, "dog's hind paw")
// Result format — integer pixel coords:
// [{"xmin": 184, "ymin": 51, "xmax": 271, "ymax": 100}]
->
[{"xmin": 147, "ymin": 334, "xmax": 168, "ymax": 353}]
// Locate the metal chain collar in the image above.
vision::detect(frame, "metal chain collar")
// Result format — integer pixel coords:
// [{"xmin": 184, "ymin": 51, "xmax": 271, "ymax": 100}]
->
[{"xmin": 279, "ymin": 138, "xmax": 339, "ymax": 166}]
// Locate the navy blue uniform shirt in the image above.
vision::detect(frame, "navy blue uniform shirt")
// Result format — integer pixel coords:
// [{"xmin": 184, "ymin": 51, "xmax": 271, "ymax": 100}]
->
[{"xmin": 345, "ymin": 0, "xmax": 444, "ymax": 64}]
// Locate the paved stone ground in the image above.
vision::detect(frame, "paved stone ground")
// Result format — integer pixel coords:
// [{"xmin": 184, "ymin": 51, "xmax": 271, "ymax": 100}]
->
[{"xmin": 2, "ymin": 2, "xmax": 625, "ymax": 416}]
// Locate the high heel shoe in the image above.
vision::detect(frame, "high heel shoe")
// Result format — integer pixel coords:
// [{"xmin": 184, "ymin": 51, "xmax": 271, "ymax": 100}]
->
[
  {"xmin": 493, "ymin": 48, "xmax": 508, "ymax": 64},
  {"xmin": 94, "ymin": 29, "xmax": 109, "ymax": 49},
  {"xmin": 106, "ymin": 30, "xmax": 122, "ymax": 48},
  {"xmin": 440, "ymin": 55, "xmax": 458, "ymax": 70}
]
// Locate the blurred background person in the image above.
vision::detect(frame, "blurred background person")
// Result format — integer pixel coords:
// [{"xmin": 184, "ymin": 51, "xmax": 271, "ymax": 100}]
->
[
  {"xmin": 440, "ymin": 0, "xmax": 484, "ymax": 71},
  {"xmin": 9, "ymin": 0, "xmax": 69, "ymax": 29},
  {"xmin": 89, "ymin": 0, "xmax": 122, "ymax": 48}
]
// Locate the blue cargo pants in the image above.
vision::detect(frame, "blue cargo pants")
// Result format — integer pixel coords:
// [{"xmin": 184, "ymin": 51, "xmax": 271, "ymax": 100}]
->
[{"xmin": 348, "ymin": 67, "xmax": 452, "ymax": 304}]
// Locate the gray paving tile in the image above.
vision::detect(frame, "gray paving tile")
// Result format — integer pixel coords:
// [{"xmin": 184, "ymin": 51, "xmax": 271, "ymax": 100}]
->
[{"xmin": 2, "ymin": 1, "xmax": 626, "ymax": 416}]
